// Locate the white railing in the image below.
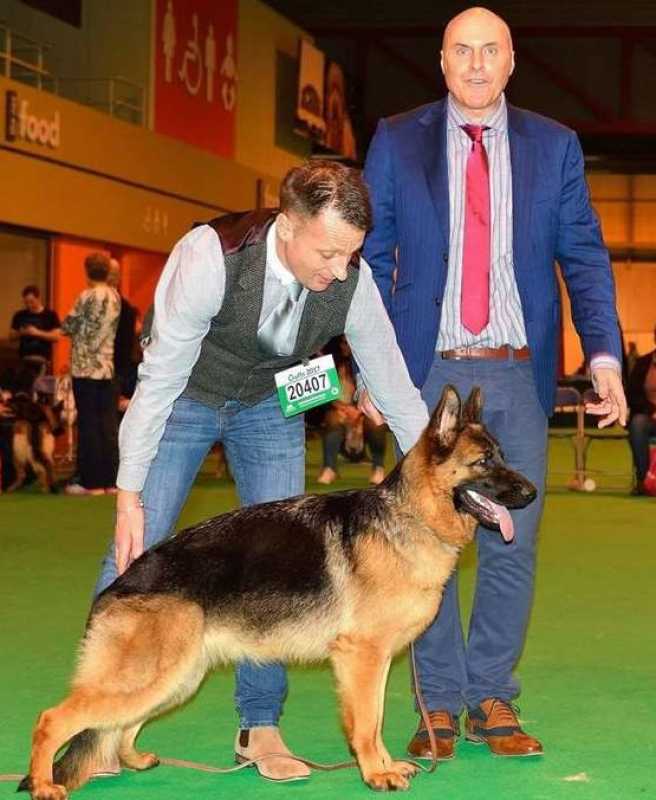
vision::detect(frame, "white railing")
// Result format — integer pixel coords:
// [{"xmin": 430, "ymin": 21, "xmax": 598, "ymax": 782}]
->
[
  {"xmin": 0, "ymin": 23, "xmax": 145, "ymax": 125},
  {"xmin": 53, "ymin": 76, "xmax": 145, "ymax": 125},
  {"xmin": 0, "ymin": 23, "xmax": 54, "ymax": 90}
]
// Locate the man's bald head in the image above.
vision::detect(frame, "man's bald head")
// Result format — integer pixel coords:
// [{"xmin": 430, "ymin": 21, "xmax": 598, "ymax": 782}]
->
[
  {"xmin": 107, "ymin": 258, "xmax": 121, "ymax": 289},
  {"xmin": 440, "ymin": 6, "xmax": 515, "ymax": 122},
  {"xmin": 442, "ymin": 7, "xmax": 513, "ymax": 53}
]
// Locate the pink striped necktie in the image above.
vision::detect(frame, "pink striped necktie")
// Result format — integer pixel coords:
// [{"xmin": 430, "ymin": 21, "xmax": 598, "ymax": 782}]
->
[{"xmin": 460, "ymin": 124, "xmax": 490, "ymax": 335}]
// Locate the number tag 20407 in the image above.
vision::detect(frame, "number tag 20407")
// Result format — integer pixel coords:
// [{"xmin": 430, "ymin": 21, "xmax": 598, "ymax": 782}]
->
[{"xmin": 274, "ymin": 355, "xmax": 341, "ymax": 418}]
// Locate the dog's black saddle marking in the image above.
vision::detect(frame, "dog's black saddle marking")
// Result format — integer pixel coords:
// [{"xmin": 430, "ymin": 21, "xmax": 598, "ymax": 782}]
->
[{"xmin": 97, "ymin": 490, "xmax": 385, "ymax": 631}]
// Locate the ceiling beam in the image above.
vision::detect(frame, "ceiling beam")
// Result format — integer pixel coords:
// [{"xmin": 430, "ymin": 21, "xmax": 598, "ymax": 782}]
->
[
  {"xmin": 619, "ymin": 38, "xmax": 634, "ymax": 120},
  {"xmin": 372, "ymin": 40, "xmax": 438, "ymax": 94},
  {"xmin": 310, "ymin": 24, "xmax": 656, "ymax": 40}
]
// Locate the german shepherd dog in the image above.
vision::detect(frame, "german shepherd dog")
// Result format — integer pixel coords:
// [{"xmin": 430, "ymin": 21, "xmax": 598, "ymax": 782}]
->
[
  {"xmin": 20, "ymin": 386, "xmax": 536, "ymax": 798},
  {"xmin": 4, "ymin": 395, "xmax": 62, "ymax": 493}
]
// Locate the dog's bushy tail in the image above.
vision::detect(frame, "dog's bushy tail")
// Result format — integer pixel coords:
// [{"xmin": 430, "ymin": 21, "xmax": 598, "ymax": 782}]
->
[{"xmin": 17, "ymin": 729, "xmax": 119, "ymax": 793}]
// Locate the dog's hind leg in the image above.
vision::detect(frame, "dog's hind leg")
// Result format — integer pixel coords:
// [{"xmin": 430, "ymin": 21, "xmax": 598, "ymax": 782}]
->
[
  {"xmin": 330, "ymin": 634, "xmax": 418, "ymax": 792},
  {"xmin": 21, "ymin": 698, "xmax": 117, "ymax": 800},
  {"xmin": 52, "ymin": 729, "xmax": 122, "ymax": 788},
  {"xmin": 117, "ymin": 722, "xmax": 159, "ymax": 771},
  {"xmin": 22, "ymin": 598, "xmax": 207, "ymax": 799}
]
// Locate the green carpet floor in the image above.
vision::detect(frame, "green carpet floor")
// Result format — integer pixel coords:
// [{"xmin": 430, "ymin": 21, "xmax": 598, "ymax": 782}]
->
[{"xmin": 1, "ymin": 435, "xmax": 654, "ymax": 799}]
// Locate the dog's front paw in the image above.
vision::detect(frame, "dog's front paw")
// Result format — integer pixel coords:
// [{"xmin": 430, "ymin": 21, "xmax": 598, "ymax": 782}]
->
[{"xmin": 364, "ymin": 769, "xmax": 411, "ymax": 792}]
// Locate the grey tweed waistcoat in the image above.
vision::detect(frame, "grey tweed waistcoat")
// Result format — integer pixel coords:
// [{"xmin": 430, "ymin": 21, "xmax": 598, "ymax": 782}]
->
[{"xmin": 182, "ymin": 209, "xmax": 360, "ymax": 408}]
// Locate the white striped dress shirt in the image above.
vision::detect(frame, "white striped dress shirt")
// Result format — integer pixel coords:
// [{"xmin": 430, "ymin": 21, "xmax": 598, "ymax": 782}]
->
[{"xmin": 437, "ymin": 93, "xmax": 528, "ymax": 351}]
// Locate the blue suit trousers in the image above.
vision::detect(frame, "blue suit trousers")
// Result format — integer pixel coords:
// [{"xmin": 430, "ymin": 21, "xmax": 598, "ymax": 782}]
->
[{"xmin": 413, "ymin": 354, "xmax": 547, "ymax": 713}]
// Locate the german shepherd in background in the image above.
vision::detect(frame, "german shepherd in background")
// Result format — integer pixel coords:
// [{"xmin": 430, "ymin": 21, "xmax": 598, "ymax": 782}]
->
[
  {"xmin": 5, "ymin": 395, "xmax": 62, "ymax": 493},
  {"xmin": 20, "ymin": 386, "xmax": 536, "ymax": 798}
]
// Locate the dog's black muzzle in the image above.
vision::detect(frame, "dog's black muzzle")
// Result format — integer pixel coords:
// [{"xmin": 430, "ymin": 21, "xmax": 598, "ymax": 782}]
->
[{"xmin": 454, "ymin": 469, "xmax": 537, "ymax": 540}]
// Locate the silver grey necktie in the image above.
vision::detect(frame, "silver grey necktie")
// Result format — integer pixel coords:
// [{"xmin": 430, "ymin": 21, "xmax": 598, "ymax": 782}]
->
[{"xmin": 257, "ymin": 280, "xmax": 304, "ymax": 356}]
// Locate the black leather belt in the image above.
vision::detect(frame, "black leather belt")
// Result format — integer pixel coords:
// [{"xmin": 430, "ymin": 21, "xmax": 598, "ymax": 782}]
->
[{"xmin": 440, "ymin": 346, "xmax": 531, "ymax": 361}]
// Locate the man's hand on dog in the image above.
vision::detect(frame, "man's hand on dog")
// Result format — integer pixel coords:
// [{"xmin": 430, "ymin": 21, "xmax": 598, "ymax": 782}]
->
[
  {"xmin": 586, "ymin": 366, "xmax": 627, "ymax": 428},
  {"xmin": 115, "ymin": 490, "xmax": 145, "ymax": 574}
]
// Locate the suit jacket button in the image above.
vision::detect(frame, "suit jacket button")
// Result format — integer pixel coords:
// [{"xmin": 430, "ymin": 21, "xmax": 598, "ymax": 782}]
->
[
  {"xmin": 435, "ymin": 298, "xmax": 441, "ymax": 306},
  {"xmin": 442, "ymin": 253, "xmax": 448, "ymax": 263}
]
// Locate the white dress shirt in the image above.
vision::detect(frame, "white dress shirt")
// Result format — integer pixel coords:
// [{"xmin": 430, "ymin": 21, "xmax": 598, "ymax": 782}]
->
[{"xmin": 117, "ymin": 220, "xmax": 429, "ymax": 491}]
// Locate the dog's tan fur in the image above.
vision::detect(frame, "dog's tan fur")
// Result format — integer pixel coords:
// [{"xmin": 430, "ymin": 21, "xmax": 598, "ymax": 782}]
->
[{"xmin": 22, "ymin": 387, "xmax": 535, "ymax": 798}]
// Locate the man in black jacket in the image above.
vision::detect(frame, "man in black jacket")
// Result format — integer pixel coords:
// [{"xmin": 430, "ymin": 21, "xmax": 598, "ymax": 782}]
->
[{"xmin": 627, "ymin": 326, "xmax": 656, "ymax": 494}]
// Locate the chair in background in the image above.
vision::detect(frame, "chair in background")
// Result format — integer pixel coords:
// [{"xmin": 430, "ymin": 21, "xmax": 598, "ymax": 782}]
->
[
  {"xmin": 549, "ymin": 386, "xmax": 590, "ymax": 490},
  {"xmin": 549, "ymin": 385, "xmax": 630, "ymax": 491}
]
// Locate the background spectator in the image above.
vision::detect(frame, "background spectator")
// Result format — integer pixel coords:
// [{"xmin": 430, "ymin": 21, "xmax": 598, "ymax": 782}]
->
[
  {"xmin": 61, "ymin": 253, "xmax": 120, "ymax": 496},
  {"xmin": 316, "ymin": 336, "xmax": 387, "ymax": 485},
  {"xmin": 9, "ymin": 285, "xmax": 61, "ymax": 386},
  {"xmin": 627, "ymin": 325, "xmax": 656, "ymax": 495},
  {"xmin": 626, "ymin": 341, "xmax": 639, "ymax": 378},
  {"xmin": 107, "ymin": 259, "xmax": 141, "ymax": 411}
]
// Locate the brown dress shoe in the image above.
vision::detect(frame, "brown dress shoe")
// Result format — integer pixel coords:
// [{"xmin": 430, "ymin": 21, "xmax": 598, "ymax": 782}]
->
[
  {"xmin": 407, "ymin": 710, "xmax": 460, "ymax": 760},
  {"xmin": 465, "ymin": 698, "xmax": 543, "ymax": 756}
]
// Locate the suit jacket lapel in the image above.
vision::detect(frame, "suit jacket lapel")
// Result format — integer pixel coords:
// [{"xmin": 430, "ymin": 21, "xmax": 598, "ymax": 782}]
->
[
  {"xmin": 420, "ymin": 101, "xmax": 450, "ymax": 248},
  {"xmin": 508, "ymin": 105, "xmax": 537, "ymax": 291}
]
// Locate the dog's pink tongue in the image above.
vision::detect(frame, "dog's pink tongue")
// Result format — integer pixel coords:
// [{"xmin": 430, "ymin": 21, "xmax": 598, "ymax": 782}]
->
[{"xmin": 492, "ymin": 502, "xmax": 514, "ymax": 542}]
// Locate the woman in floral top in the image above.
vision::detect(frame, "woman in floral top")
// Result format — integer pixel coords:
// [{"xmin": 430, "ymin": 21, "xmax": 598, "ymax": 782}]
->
[{"xmin": 62, "ymin": 253, "xmax": 121, "ymax": 494}]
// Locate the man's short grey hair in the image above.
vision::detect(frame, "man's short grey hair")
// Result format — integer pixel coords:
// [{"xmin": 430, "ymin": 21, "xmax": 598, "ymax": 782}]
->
[{"xmin": 280, "ymin": 160, "xmax": 372, "ymax": 231}]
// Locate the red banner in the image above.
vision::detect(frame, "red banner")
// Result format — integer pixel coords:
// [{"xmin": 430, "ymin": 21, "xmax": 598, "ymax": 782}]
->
[{"xmin": 153, "ymin": 0, "xmax": 238, "ymax": 158}]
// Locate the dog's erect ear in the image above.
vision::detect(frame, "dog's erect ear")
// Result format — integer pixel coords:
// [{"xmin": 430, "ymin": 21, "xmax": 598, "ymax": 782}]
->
[
  {"xmin": 462, "ymin": 387, "xmax": 483, "ymax": 424},
  {"xmin": 428, "ymin": 385, "xmax": 461, "ymax": 449}
]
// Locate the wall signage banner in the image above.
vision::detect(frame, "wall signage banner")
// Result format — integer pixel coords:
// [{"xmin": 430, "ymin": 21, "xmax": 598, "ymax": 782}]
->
[
  {"xmin": 5, "ymin": 90, "xmax": 61, "ymax": 149},
  {"xmin": 325, "ymin": 61, "xmax": 356, "ymax": 160},
  {"xmin": 295, "ymin": 39, "xmax": 326, "ymax": 141},
  {"xmin": 293, "ymin": 43, "xmax": 357, "ymax": 160},
  {"xmin": 153, "ymin": 0, "xmax": 238, "ymax": 158}
]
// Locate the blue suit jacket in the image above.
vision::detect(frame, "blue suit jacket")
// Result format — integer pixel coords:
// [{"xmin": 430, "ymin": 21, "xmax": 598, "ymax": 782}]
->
[{"xmin": 362, "ymin": 98, "xmax": 621, "ymax": 415}]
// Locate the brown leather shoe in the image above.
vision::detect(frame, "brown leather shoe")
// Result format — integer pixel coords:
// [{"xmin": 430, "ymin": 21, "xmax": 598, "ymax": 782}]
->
[
  {"xmin": 465, "ymin": 698, "xmax": 543, "ymax": 756},
  {"xmin": 407, "ymin": 710, "xmax": 460, "ymax": 760}
]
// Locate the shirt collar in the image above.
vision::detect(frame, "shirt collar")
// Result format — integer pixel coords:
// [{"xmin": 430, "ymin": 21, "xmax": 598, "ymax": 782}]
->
[
  {"xmin": 447, "ymin": 92, "xmax": 508, "ymax": 133},
  {"xmin": 266, "ymin": 219, "xmax": 298, "ymax": 287}
]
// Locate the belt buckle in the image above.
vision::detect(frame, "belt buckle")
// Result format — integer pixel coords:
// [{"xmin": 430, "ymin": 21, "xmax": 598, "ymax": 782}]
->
[{"xmin": 447, "ymin": 347, "xmax": 470, "ymax": 361}]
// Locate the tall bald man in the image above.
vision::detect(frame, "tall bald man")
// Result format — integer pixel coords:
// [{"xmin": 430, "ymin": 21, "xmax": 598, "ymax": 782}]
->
[{"xmin": 363, "ymin": 7, "xmax": 626, "ymax": 758}]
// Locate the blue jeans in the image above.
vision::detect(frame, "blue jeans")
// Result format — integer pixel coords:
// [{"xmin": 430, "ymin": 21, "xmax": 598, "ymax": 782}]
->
[
  {"xmin": 95, "ymin": 393, "xmax": 306, "ymax": 728},
  {"xmin": 627, "ymin": 413, "xmax": 656, "ymax": 481},
  {"xmin": 412, "ymin": 355, "xmax": 548, "ymax": 714}
]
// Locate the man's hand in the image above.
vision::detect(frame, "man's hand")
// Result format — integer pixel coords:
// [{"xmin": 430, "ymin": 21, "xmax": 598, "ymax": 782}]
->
[
  {"xmin": 586, "ymin": 366, "xmax": 627, "ymax": 428},
  {"xmin": 357, "ymin": 388, "xmax": 385, "ymax": 426},
  {"xmin": 115, "ymin": 490, "xmax": 145, "ymax": 575}
]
